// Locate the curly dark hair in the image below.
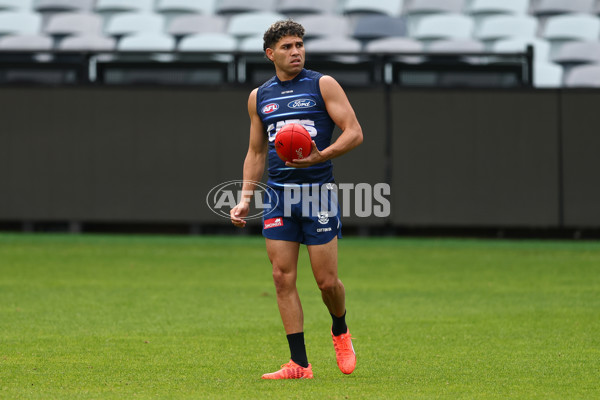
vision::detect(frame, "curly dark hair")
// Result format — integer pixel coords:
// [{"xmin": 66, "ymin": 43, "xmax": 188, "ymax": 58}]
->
[{"xmin": 263, "ymin": 19, "xmax": 305, "ymax": 51}]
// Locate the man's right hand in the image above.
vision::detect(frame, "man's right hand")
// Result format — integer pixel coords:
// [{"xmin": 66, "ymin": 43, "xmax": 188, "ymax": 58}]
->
[{"xmin": 230, "ymin": 202, "xmax": 249, "ymax": 228}]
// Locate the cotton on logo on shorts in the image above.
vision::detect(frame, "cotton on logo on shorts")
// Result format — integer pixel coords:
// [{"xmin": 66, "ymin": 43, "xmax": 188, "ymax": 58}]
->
[{"xmin": 264, "ymin": 217, "xmax": 284, "ymax": 229}]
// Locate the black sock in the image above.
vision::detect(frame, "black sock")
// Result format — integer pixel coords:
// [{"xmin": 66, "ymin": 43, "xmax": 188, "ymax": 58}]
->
[
  {"xmin": 331, "ymin": 310, "xmax": 348, "ymax": 336},
  {"xmin": 286, "ymin": 332, "xmax": 309, "ymax": 368}
]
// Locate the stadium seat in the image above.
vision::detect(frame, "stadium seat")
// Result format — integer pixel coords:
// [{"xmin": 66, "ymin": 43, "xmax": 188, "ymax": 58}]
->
[
  {"xmin": 167, "ymin": 14, "xmax": 227, "ymax": 36},
  {"xmin": 468, "ymin": 0, "xmax": 529, "ymax": 16},
  {"xmin": 533, "ymin": 62, "xmax": 563, "ymax": 87},
  {"xmin": 295, "ymin": 15, "xmax": 351, "ymax": 39},
  {"xmin": 427, "ymin": 38, "xmax": 485, "ymax": 52},
  {"xmin": 276, "ymin": 0, "xmax": 338, "ymax": 16},
  {"xmin": 404, "ymin": 0, "xmax": 466, "ymax": 33},
  {"xmin": 178, "ymin": 32, "xmax": 237, "ymax": 52},
  {"xmin": 531, "ymin": 0, "xmax": 595, "ymax": 17},
  {"xmin": 365, "ymin": 36, "xmax": 424, "ymax": 63},
  {"xmin": 178, "ymin": 32, "xmax": 237, "ymax": 62},
  {"xmin": 0, "ymin": 0, "xmax": 34, "ymax": 11},
  {"xmin": 0, "ymin": 12, "xmax": 42, "ymax": 35},
  {"xmin": 405, "ymin": 0, "xmax": 466, "ymax": 14},
  {"xmin": 215, "ymin": 0, "xmax": 277, "ymax": 15},
  {"xmin": 352, "ymin": 15, "xmax": 408, "ymax": 41},
  {"xmin": 552, "ymin": 41, "xmax": 600, "ymax": 66},
  {"xmin": 105, "ymin": 12, "xmax": 165, "ymax": 36},
  {"xmin": 95, "ymin": 0, "xmax": 155, "ymax": 13},
  {"xmin": 467, "ymin": 0, "xmax": 529, "ymax": 28},
  {"xmin": 542, "ymin": 14, "xmax": 600, "ymax": 40},
  {"xmin": 542, "ymin": 14, "xmax": 600, "ymax": 57},
  {"xmin": 475, "ymin": 15, "xmax": 538, "ymax": 42},
  {"xmin": 564, "ymin": 64, "xmax": 600, "ymax": 87},
  {"xmin": 411, "ymin": 13, "xmax": 474, "ymax": 42},
  {"xmin": 0, "ymin": 33, "xmax": 53, "ymax": 49},
  {"xmin": 305, "ymin": 36, "xmax": 362, "ymax": 51},
  {"xmin": 45, "ymin": 12, "xmax": 104, "ymax": 36},
  {"xmin": 117, "ymin": 32, "xmax": 176, "ymax": 51},
  {"xmin": 58, "ymin": 33, "xmax": 116, "ymax": 50},
  {"xmin": 365, "ymin": 36, "xmax": 423, "ymax": 53},
  {"xmin": 227, "ymin": 11, "xmax": 286, "ymax": 38},
  {"xmin": 34, "ymin": 0, "xmax": 96, "ymax": 12},
  {"xmin": 238, "ymin": 34, "xmax": 265, "ymax": 52},
  {"xmin": 427, "ymin": 38, "xmax": 485, "ymax": 65},
  {"xmin": 493, "ymin": 37, "xmax": 552, "ymax": 63},
  {"xmin": 304, "ymin": 36, "xmax": 362, "ymax": 59},
  {"xmin": 156, "ymin": 0, "xmax": 217, "ymax": 15},
  {"xmin": 342, "ymin": 0, "xmax": 404, "ymax": 17}
]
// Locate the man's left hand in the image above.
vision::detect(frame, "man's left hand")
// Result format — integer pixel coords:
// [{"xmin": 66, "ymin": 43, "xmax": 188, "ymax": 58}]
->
[{"xmin": 285, "ymin": 141, "xmax": 325, "ymax": 168}]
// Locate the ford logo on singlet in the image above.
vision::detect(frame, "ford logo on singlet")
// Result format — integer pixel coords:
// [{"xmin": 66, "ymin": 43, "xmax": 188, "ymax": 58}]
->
[
  {"xmin": 262, "ymin": 103, "xmax": 279, "ymax": 114},
  {"xmin": 287, "ymin": 99, "xmax": 316, "ymax": 109}
]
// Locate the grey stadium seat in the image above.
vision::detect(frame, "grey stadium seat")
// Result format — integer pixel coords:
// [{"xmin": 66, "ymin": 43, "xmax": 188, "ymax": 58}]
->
[
  {"xmin": 167, "ymin": 14, "xmax": 227, "ymax": 36},
  {"xmin": 117, "ymin": 32, "xmax": 176, "ymax": 51},
  {"xmin": 405, "ymin": 0, "xmax": 466, "ymax": 13},
  {"xmin": 227, "ymin": 11, "xmax": 286, "ymax": 38},
  {"xmin": 156, "ymin": 0, "xmax": 217, "ymax": 15},
  {"xmin": 492, "ymin": 37, "xmax": 552, "ymax": 63},
  {"xmin": 177, "ymin": 32, "xmax": 237, "ymax": 62},
  {"xmin": 0, "ymin": 33, "xmax": 53, "ymax": 49},
  {"xmin": 365, "ymin": 36, "xmax": 424, "ymax": 63},
  {"xmin": 467, "ymin": 0, "xmax": 529, "ymax": 16},
  {"xmin": 533, "ymin": 62, "xmax": 563, "ymax": 87},
  {"xmin": 215, "ymin": 0, "xmax": 277, "ymax": 15},
  {"xmin": 404, "ymin": 0, "xmax": 466, "ymax": 33},
  {"xmin": 342, "ymin": 0, "xmax": 405, "ymax": 17},
  {"xmin": 542, "ymin": 13, "xmax": 600, "ymax": 57},
  {"xmin": 295, "ymin": 15, "xmax": 351, "ymax": 39},
  {"xmin": 411, "ymin": 13, "xmax": 474, "ymax": 40},
  {"xmin": 564, "ymin": 64, "xmax": 600, "ymax": 87},
  {"xmin": 178, "ymin": 32, "xmax": 237, "ymax": 52},
  {"xmin": 0, "ymin": 0, "xmax": 35, "ymax": 11},
  {"xmin": 475, "ymin": 15, "xmax": 538, "ymax": 42},
  {"xmin": 365, "ymin": 36, "xmax": 423, "ymax": 53},
  {"xmin": 95, "ymin": 0, "xmax": 155, "ymax": 13},
  {"xmin": 427, "ymin": 38, "xmax": 485, "ymax": 53},
  {"xmin": 34, "ymin": 0, "xmax": 96, "ymax": 12},
  {"xmin": 58, "ymin": 33, "xmax": 116, "ymax": 50},
  {"xmin": 352, "ymin": 15, "xmax": 408, "ymax": 40},
  {"xmin": 105, "ymin": 12, "xmax": 165, "ymax": 36},
  {"xmin": 531, "ymin": 0, "xmax": 595, "ymax": 17},
  {"xmin": 552, "ymin": 41, "xmax": 600, "ymax": 66},
  {"xmin": 276, "ymin": 0, "xmax": 338, "ymax": 16},
  {"xmin": 304, "ymin": 36, "xmax": 362, "ymax": 53},
  {"xmin": 45, "ymin": 12, "xmax": 104, "ymax": 36},
  {"xmin": 0, "ymin": 12, "xmax": 42, "ymax": 35}
]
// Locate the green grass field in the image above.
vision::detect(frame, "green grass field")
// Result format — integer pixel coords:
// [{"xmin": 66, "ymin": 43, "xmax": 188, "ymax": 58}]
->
[{"xmin": 1, "ymin": 233, "xmax": 599, "ymax": 399}]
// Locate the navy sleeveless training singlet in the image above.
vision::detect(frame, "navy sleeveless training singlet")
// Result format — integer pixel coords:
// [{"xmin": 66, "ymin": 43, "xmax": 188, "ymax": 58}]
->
[{"xmin": 256, "ymin": 69, "xmax": 336, "ymax": 188}]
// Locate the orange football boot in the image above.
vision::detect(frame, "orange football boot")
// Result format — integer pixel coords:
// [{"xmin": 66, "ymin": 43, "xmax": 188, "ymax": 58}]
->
[
  {"xmin": 261, "ymin": 360, "xmax": 314, "ymax": 380},
  {"xmin": 331, "ymin": 329, "xmax": 356, "ymax": 374}
]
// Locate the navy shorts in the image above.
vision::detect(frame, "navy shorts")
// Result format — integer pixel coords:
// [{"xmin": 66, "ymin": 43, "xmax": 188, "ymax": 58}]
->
[{"xmin": 262, "ymin": 184, "xmax": 342, "ymax": 245}]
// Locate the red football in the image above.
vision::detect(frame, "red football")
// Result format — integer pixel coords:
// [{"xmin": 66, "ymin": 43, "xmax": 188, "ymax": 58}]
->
[{"xmin": 274, "ymin": 123, "xmax": 313, "ymax": 162}]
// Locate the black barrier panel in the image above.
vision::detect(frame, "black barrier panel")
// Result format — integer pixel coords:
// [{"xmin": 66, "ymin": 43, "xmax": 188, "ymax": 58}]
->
[
  {"xmin": 328, "ymin": 89, "xmax": 388, "ymax": 226},
  {"xmin": 390, "ymin": 89, "xmax": 560, "ymax": 227},
  {"xmin": 562, "ymin": 91, "xmax": 600, "ymax": 228},
  {"xmin": 0, "ymin": 87, "xmax": 249, "ymax": 224},
  {"xmin": 3, "ymin": 88, "xmax": 600, "ymax": 230}
]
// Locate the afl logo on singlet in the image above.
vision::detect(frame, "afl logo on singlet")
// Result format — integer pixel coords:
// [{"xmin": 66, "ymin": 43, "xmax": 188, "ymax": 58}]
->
[
  {"xmin": 287, "ymin": 99, "xmax": 316, "ymax": 109},
  {"xmin": 262, "ymin": 103, "xmax": 279, "ymax": 114}
]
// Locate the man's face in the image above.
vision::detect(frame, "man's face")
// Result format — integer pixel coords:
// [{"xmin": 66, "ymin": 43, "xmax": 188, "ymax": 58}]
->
[{"xmin": 267, "ymin": 35, "xmax": 305, "ymax": 79}]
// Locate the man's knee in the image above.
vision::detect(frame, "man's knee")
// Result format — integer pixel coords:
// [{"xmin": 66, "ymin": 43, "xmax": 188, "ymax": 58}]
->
[
  {"xmin": 272, "ymin": 265, "xmax": 296, "ymax": 293},
  {"xmin": 316, "ymin": 276, "xmax": 341, "ymax": 293}
]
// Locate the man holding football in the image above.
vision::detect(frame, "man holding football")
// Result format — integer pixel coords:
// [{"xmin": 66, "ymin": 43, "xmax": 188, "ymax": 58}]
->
[{"xmin": 230, "ymin": 19, "xmax": 363, "ymax": 379}]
